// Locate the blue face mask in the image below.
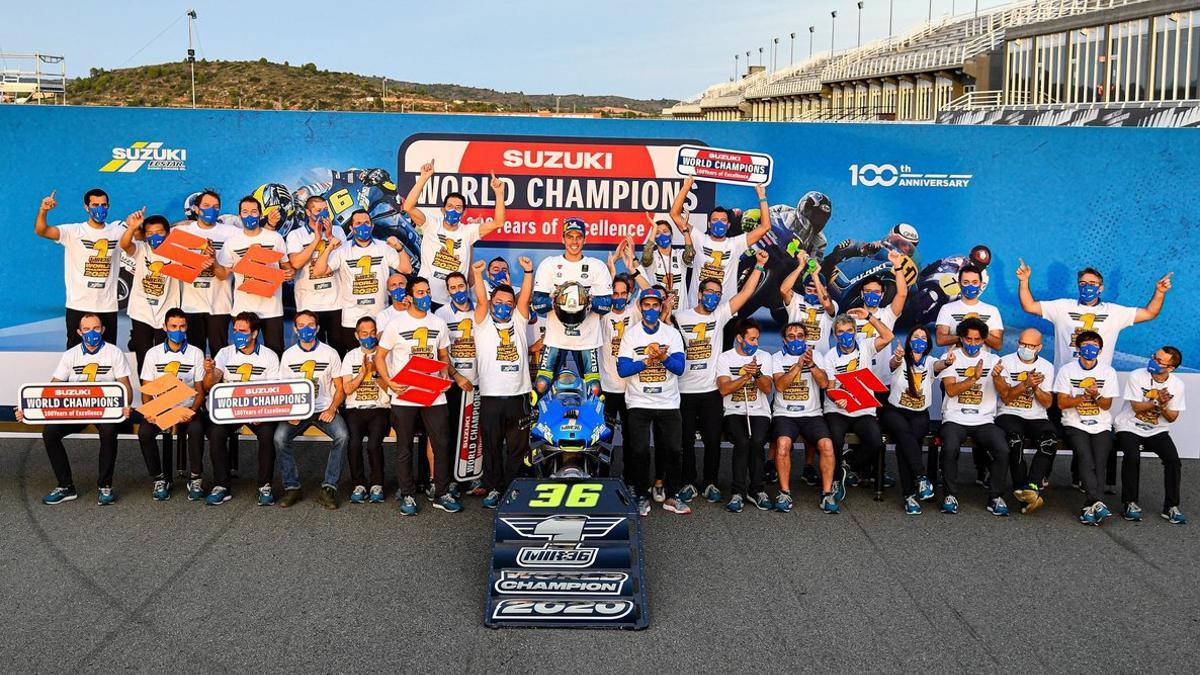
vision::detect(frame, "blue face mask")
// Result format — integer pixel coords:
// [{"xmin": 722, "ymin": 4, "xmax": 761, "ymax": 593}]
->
[
  {"xmin": 612, "ymin": 297, "xmax": 629, "ymax": 312},
  {"xmin": 413, "ymin": 296, "xmax": 432, "ymax": 312},
  {"xmin": 803, "ymin": 293, "xmax": 820, "ymax": 306},
  {"xmin": 242, "ymin": 215, "xmax": 260, "ymax": 231},
  {"xmin": 701, "ymin": 292, "xmax": 720, "ymax": 312},
  {"xmin": 960, "ymin": 284, "xmax": 981, "ymax": 300},
  {"xmin": 709, "ymin": 220, "xmax": 728, "ymax": 238},
  {"xmin": 1079, "ymin": 343, "xmax": 1101, "ymax": 361},
  {"xmin": 88, "ymin": 205, "xmax": 109, "ymax": 223},
  {"xmin": 862, "ymin": 291, "xmax": 882, "ymax": 308},
  {"xmin": 353, "ymin": 223, "xmax": 373, "ymax": 241},
  {"xmin": 390, "ymin": 287, "xmax": 407, "ymax": 303},
  {"xmin": 232, "ymin": 331, "xmax": 253, "ymax": 349},
  {"xmin": 910, "ymin": 338, "xmax": 929, "ymax": 354},
  {"xmin": 450, "ymin": 290, "xmax": 471, "ymax": 306},
  {"xmin": 1147, "ymin": 358, "xmax": 1163, "ymax": 375},
  {"xmin": 740, "ymin": 340, "xmax": 757, "ymax": 356},
  {"xmin": 1079, "ymin": 283, "xmax": 1100, "ymax": 304},
  {"xmin": 147, "ymin": 233, "xmax": 167, "ymax": 249},
  {"xmin": 962, "ymin": 342, "xmax": 983, "ymax": 357},
  {"xmin": 166, "ymin": 329, "xmax": 187, "ymax": 345},
  {"xmin": 312, "ymin": 209, "xmax": 330, "ymax": 225},
  {"xmin": 80, "ymin": 329, "xmax": 104, "ymax": 348},
  {"xmin": 655, "ymin": 233, "xmax": 672, "ymax": 249},
  {"xmin": 360, "ymin": 336, "xmax": 379, "ymax": 350},
  {"xmin": 297, "ymin": 326, "xmax": 318, "ymax": 343},
  {"xmin": 642, "ymin": 308, "xmax": 661, "ymax": 325},
  {"xmin": 198, "ymin": 206, "xmax": 219, "ymax": 224},
  {"xmin": 492, "ymin": 303, "xmax": 514, "ymax": 322},
  {"xmin": 488, "ymin": 270, "xmax": 509, "ymax": 286},
  {"xmin": 444, "ymin": 209, "xmax": 462, "ymax": 226},
  {"xmin": 784, "ymin": 339, "xmax": 807, "ymax": 356},
  {"xmin": 836, "ymin": 331, "xmax": 856, "ymax": 350}
]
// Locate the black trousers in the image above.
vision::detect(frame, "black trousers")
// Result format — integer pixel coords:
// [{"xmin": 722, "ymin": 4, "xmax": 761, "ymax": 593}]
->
[
  {"xmin": 65, "ymin": 308, "xmax": 118, "ymax": 349},
  {"xmin": 43, "ymin": 423, "xmax": 119, "ymax": 488},
  {"xmin": 1119, "ymin": 431, "xmax": 1182, "ymax": 510},
  {"xmin": 128, "ymin": 319, "xmax": 165, "ymax": 374},
  {"xmin": 995, "ymin": 415, "xmax": 1058, "ymax": 490},
  {"xmin": 725, "ymin": 414, "xmax": 770, "ymax": 497},
  {"xmin": 481, "ymin": 395, "xmax": 529, "ymax": 492},
  {"xmin": 346, "ymin": 408, "xmax": 389, "ymax": 488},
  {"xmin": 391, "ymin": 405, "xmax": 452, "ymax": 497},
  {"xmin": 209, "ymin": 422, "xmax": 275, "ymax": 488},
  {"xmin": 184, "ymin": 312, "xmax": 230, "ymax": 356},
  {"xmin": 602, "ymin": 390, "xmax": 629, "ymax": 480},
  {"xmin": 137, "ymin": 413, "xmax": 207, "ymax": 479},
  {"xmin": 680, "ymin": 390, "xmax": 724, "ymax": 487},
  {"xmin": 626, "ymin": 408, "xmax": 683, "ymax": 498},
  {"xmin": 826, "ymin": 412, "xmax": 883, "ymax": 476},
  {"xmin": 879, "ymin": 405, "xmax": 929, "ymax": 497},
  {"xmin": 1063, "ymin": 427, "xmax": 1113, "ymax": 506},
  {"xmin": 258, "ymin": 315, "xmax": 285, "ymax": 356},
  {"xmin": 938, "ymin": 421, "xmax": 1009, "ymax": 500}
]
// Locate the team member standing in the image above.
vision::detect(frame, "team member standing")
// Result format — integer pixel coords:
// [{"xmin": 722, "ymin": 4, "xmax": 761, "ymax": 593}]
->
[
  {"xmin": 769, "ymin": 322, "xmax": 835, "ymax": 513},
  {"xmin": 137, "ymin": 309, "xmax": 207, "ymax": 501},
  {"xmin": 779, "ymin": 250, "xmax": 837, "ymax": 356},
  {"xmin": 341, "ymin": 316, "xmax": 391, "ymax": 504},
  {"xmin": 1116, "ymin": 346, "xmax": 1187, "ymax": 524},
  {"xmin": 34, "ymin": 189, "xmax": 129, "ymax": 347},
  {"xmin": 435, "ymin": 271, "xmax": 480, "ymax": 489},
  {"xmin": 715, "ymin": 318, "xmax": 775, "ymax": 513},
  {"xmin": 639, "ymin": 213, "xmax": 694, "ymax": 309},
  {"xmin": 176, "ymin": 190, "xmax": 234, "ymax": 354},
  {"xmin": 934, "ymin": 264, "xmax": 1004, "ymax": 350},
  {"xmin": 215, "ymin": 196, "xmax": 292, "ymax": 354},
  {"xmin": 288, "ymin": 195, "xmax": 346, "ymax": 349},
  {"xmin": 332, "ymin": 209, "xmax": 410, "ymax": 348},
  {"xmin": 854, "ymin": 250, "xmax": 910, "ymax": 392},
  {"xmin": 599, "ymin": 271, "xmax": 636, "ymax": 474},
  {"xmin": 119, "ymin": 211, "xmax": 180, "ymax": 369},
  {"xmin": 617, "ymin": 287, "xmax": 690, "ymax": 517},
  {"xmin": 998, "ymin": 329, "xmax": 1059, "ymax": 512},
  {"xmin": 670, "ymin": 176, "xmax": 772, "ymax": 303},
  {"xmin": 374, "ymin": 274, "xmax": 410, "ymax": 334},
  {"xmin": 274, "ymin": 311, "xmax": 348, "ymax": 509},
  {"xmin": 204, "ymin": 312, "xmax": 281, "ymax": 506},
  {"xmin": 471, "ymin": 258, "xmax": 535, "ymax": 508},
  {"xmin": 22, "ymin": 313, "xmax": 132, "ymax": 505},
  {"xmin": 879, "ymin": 327, "xmax": 939, "ymax": 515}
]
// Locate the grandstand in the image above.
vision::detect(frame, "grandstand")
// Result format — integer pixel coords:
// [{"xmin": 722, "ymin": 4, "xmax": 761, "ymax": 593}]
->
[
  {"xmin": 663, "ymin": 0, "xmax": 1200, "ymax": 125},
  {"xmin": 0, "ymin": 53, "xmax": 66, "ymax": 104}
]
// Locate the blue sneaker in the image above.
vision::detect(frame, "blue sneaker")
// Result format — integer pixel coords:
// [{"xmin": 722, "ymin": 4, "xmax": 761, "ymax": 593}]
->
[
  {"xmin": 399, "ymin": 495, "xmax": 419, "ymax": 516},
  {"xmin": 1123, "ymin": 502, "xmax": 1143, "ymax": 522},
  {"xmin": 42, "ymin": 486, "xmax": 77, "ymax": 505},
  {"xmin": 703, "ymin": 484, "xmax": 722, "ymax": 503},
  {"xmin": 433, "ymin": 494, "xmax": 463, "ymax": 513},
  {"xmin": 205, "ymin": 486, "xmax": 231, "ymax": 506},
  {"xmin": 1093, "ymin": 501, "xmax": 1112, "ymax": 522},
  {"xmin": 752, "ymin": 492, "xmax": 773, "ymax": 511},
  {"xmin": 917, "ymin": 477, "xmax": 934, "ymax": 501},
  {"xmin": 448, "ymin": 482, "xmax": 461, "ymax": 499},
  {"xmin": 483, "ymin": 490, "xmax": 502, "ymax": 509},
  {"xmin": 677, "ymin": 484, "xmax": 698, "ymax": 503},
  {"xmin": 152, "ymin": 480, "xmax": 171, "ymax": 502},
  {"xmin": 987, "ymin": 497, "xmax": 1010, "ymax": 517},
  {"xmin": 725, "ymin": 494, "xmax": 744, "ymax": 513},
  {"xmin": 1162, "ymin": 507, "xmax": 1187, "ymax": 525},
  {"xmin": 820, "ymin": 493, "xmax": 840, "ymax": 514},
  {"xmin": 832, "ymin": 479, "xmax": 846, "ymax": 503},
  {"xmin": 842, "ymin": 463, "xmax": 860, "ymax": 488},
  {"xmin": 904, "ymin": 496, "xmax": 921, "ymax": 515},
  {"xmin": 97, "ymin": 487, "xmax": 117, "ymax": 506},
  {"xmin": 1079, "ymin": 506, "xmax": 1099, "ymax": 526},
  {"xmin": 368, "ymin": 485, "xmax": 385, "ymax": 504},
  {"xmin": 941, "ymin": 495, "xmax": 959, "ymax": 514},
  {"xmin": 187, "ymin": 478, "xmax": 204, "ymax": 502},
  {"xmin": 257, "ymin": 484, "xmax": 275, "ymax": 506},
  {"xmin": 775, "ymin": 492, "xmax": 794, "ymax": 513},
  {"xmin": 350, "ymin": 486, "xmax": 368, "ymax": 504}
]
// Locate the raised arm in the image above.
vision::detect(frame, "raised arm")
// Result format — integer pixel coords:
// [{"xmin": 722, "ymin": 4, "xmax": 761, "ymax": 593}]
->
[
  {"xmin": 668, "ymin": 176, "xmax": 694, "ymax": 232},
  {"xmin": 402, "ymin": 160, "xmax": 435, "ymax": 228},
  {"xmin": 1134, "ymin": 272, "xmax": 1172, "ymax": 323},
  {"xmin": 1015, "ymin": 258, "xmax": 1042, "ymax": 316},
  {"xmin": 119, "ymin": 208, "xmax": 146, "ymax": 256},
  {"xmin": 886, "ymin": 248, "xmax": 908, "ymax": 317},
  {"xmin": 517, "ymin": 256, "xmax": 534, "ymax": 317},
  {"xmin": 480, "ymin": 172, "xmax": 507, "ymax": 238},
  {"xmin": 730, "ymin": 249, "xmax": 769, "ymax": 314},
  {"xmin": 778, "ymin": 250, "xmax": 809, "ymax": 306},
  {"xmin": 34, "ymin": 190, "xmax": 61, "ymax": 241},
  {"xmin": 471, "ymin": 260, "xmax": 491, "ymax": 324},
  {"xmin": 744, "ymin": 184, "xmax": 772, "ymax": 247}
]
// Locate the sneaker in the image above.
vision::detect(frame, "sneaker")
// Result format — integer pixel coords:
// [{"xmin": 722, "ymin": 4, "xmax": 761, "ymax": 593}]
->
[
  {"xmin": 663, "ymin": 497, "xmax": 692, "ymax": 515},
  {"xmin": 205, "ymin": 486, "xmax": 231, "ymax": 505},
  {"xmin": 97, "ymin": 487, "xmax": 117, "ymax": 506},
  {"xmin": 1040, "ymin": 477, "xmax": 1051, "ymax": 489},
  {"xmin": 842, "ymin": 463, "xmax": 860, "ymax": 488},
  {"xmin": 752, "ymin": 492, "xmax": 772, "ymax": 511},
  {"xmin": 316, "ymin": 486, "xmax": 339, "ymax": 510},
  {"xmin": 703, "ymin": 484, "xmax": 722, "ymax": 503},
  {"xmin": 1071, "ymin": 480, "xmax": 1085, "ymax": 493},
  {"xmin": 483, "ymin": 490, "xmax": 502, "ymax": 509},
  {"xmin": 1093, "ymin": 501, "xmax": 1112, "ymax": 522},
  {"xmin": 187, "ymin": 478, "xmax": 204, "ymax": 501},
  {"xmin": 424, "ymin": 484, "xmax": 437, "ymax": 502},
  {"xmin": 1123, "ymin": 502, "xmax": 1143, "ymax": 522},
  {"xmin": 917, "ymin": 477, "xmax": 935, "ymax": 501},
  {"xmin": 775, "ymin": 492, "xmax": 794, "ymax": 513},
  {"xmin": 448, "ymin": 482, "xmax": 461, "ymax": 499},
  {"xmin": 467, "ymin": 479, "xmax": 486, "ymax": 496},
  {"xmin": 350, "ymin": 485, "xmax": 368, "ymax": 504},
  {"xmin": 433, "ymin": 493, "xmax": 463, "ymax": 513},
  {"xmin": 904, "ymin": 495, "xmax": 921, "ymax": 515},
  {"xmin": 801, "ymin": 464, "xmax": 819, "ymax": 487},
  {"xmin": 42, "ymin": 486, "xmax": 77, "ymax": 505},
  {"xmin": 987, "ymin": 497, "xmax": 1010, "ymax": 517},
  {"xmin": 257, "ymin": 484, "xmax": 275, "ymax": 506},
  {"xmin": 651, "ymin": 484, "xmax": 666, "ymax": 503},
  {"xmin": 637, "ymin": 496, "xmax": 651, "ymax": 517},
  {"xmin": 1079, "ymin": 505, "xmax": 1099, "ymax": 526},
  {"xmin": 677, "ymin": 484, "xmax": 698, "ymax": 503},
  {"xmin": 725, "ymin": 494, "xmax": 744, "ymax": 513},
  {"xmin": 399, "ymin": 495, "xmax": 419, "ymax": 516},
  {"xmin": 152, "ymin": 480, "xmax": 171, "ymax": 501},
  {"xmin": 975, "ymin": 468, "xmax": 990, "ymax": 488},
  {"xmin": 881, "ymin": 471, "xmax": 897, "ymax": 489},
  {"xmin": 277, "ymin": 488, "xmax": 302, "ymax": 508},
  {"xmin": 1162, "ymin": 507, "xmax": 1187, "ymax": 525},
  {"xmin": 369, "ymin": 485, "xmax": 385, "ymax": 503},
  {"xmin": 832, "ymin": 479, "xmax": 846, "ymax": 504},
  {"xmin": 941, "ymin": 495, "xmax": 959, "ymax": 514},
  {"xmin": 820, "ymin": 492, "xmax": 840, "ymax": 514}
]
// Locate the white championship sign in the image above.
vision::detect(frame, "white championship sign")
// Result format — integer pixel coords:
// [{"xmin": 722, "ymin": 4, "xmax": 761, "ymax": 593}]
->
[
  {"xmin": 675, "ymin": 144, "xmax": 773, "ymax": 187},
  {"xmin": 208, "ymin": 380, "xmax": 316, "ymax": 424},
  {"xmin": 18, "ymin": 382, "xmax": 129, "ymax": 424}
]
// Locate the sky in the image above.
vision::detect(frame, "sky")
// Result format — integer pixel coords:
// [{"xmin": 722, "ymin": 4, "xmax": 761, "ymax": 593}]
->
[{"xmin": 1, "ymin": 0, "xmax": 1013, "ymax": 101}]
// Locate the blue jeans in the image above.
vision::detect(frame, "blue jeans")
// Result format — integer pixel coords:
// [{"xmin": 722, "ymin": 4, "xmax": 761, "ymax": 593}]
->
[{"xmin": 274, "ymin": 413, "xmax": 349, "ymax": 490}]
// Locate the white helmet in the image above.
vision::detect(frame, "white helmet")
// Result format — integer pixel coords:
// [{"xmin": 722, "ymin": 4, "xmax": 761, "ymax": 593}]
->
[{"xmin": 892, "ymin": 222, "xmax": 919, "ymax": 246}]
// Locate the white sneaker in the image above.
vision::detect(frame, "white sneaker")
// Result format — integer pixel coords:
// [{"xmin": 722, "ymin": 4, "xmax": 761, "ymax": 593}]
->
[{"xmin": 651, "ymin": 484, "xmax": 666, "ymax": 503}]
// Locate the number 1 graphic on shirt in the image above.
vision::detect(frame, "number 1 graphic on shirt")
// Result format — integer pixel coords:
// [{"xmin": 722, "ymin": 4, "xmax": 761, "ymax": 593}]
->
[
  {"xmin": 413, "ymin": 327, "xmax": 430, "ymax": 351},
  {"xmin": 92, "ymin": 239, "xmax": 110, "ymax": 258},
  {"xmin": 81, "ymin": 362, "xmax": 99, "ymax": 382},
  {"xmin": 236, "ymin": 363, "xmax": 253, "ymax": 382}
]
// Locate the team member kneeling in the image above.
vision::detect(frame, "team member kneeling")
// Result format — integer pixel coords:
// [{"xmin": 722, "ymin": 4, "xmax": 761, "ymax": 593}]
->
[
  {"xmin": 879, "ymin": 326, "xmax": 940, "ymax": 515},
  {"xmin": 716, "ymin": 319, "xmax": 774, "ymax": 513},
  {"xmin": 1116, "ymin": 346, "xmax": 1187, "ymax": 524},
  {"xmin": 770, "ymin": 322, "xmax": 834, "ymax": 513}
]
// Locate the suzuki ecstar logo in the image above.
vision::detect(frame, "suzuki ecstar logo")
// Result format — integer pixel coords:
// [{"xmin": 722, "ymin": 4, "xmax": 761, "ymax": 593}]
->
[{"xmin": 100, "ymin": 141, "xmax": 188, "ymax": 172}]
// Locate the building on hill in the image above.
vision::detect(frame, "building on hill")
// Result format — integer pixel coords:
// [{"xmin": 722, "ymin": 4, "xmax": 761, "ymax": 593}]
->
[{"xmin": 0, "ymin": 53, "xmax": 66, "ymax": 104}]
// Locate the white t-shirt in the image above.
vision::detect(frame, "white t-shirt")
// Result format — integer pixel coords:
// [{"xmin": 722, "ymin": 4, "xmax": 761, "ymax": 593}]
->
[
  {"xmin": 688, "ymin": 229, "xmax": 749, "ymax": 301},
  {"xmin": 641, "ymin": 246, "xmax": 689, "ymax": 308},
  {"xmin": 379, "ymin": 310, "xmax": 450, "ymax": 407},
  {"xmin": 887, "ymin": 355, "xmax": 934, "ymax": 412},
  {"xmin": 286, "ymin": 226, "xmax": 346, "ymax": 312},
  {"xmin": 127, "ymin": 240, "xmax": 180, "ymax": 327},
  {"xmin": 785, "ymin": 294, "xmax": 837, "ymax": 356},
  {"xmin": 278, "ymin": 341, "xmax": 343, "ymax": 412},
  {"xmin": 770, "ymin": 351, "xmax": 821, "ymax": 418},
  {"xmin": 334, "ymin": 239, "xmax": 402, "ymax": 327},
  {"xmin": 475, "ymin": 309, "xmax": 532, "ymax": 397},
  {"xmin": 374, "ymin": 304, "xmax": 406, "ymax": 335},
  {"xmin": 599, "ymin": 309, "xmax": 637, "ymax": 394},
  {"xmin": 935, "ymin": 299, "xmax": 1004, "ymax": 349},
  {"xmin": 435, "ymin": 305, "xmax": 478, "ymax": 385},
  {"xmin": 995, "ymin": 353, "xmax": 1056, "ymax": 420},
  {"xmin": 419, "ymin": 215, "xmax": 481, "ymax": 306},
  {"xmin": 1114, "ymin": 368, "xmax": 1187, "ymax": 437},
  {"xmin": 1053, "ymin": 360, "xmax": 1120, "ymax": 432},
  {"xmin": 212, "ymin": 343, "xmax": 280, "ymax": 384},
  {"xmin": 674, "ymin": 302, "xmax": 734, "ymax": 394},
  {"xmin": 716, "ymin": 348, "xmax": 772, "ymax": 417},
  {"xmin": 617, "ymin": 321, "xmax": 685, "ymax": 410},
  {"xmin": 52, "ymin": 342, "xmax": 131, "ymax": 383},
  {"xmin": 533, "ymin": 254, "xmax": 613, "ymax": 350},
  {"xmin": 820, "ymin": 338, "xmax": 879, "ymax": 418},
  {"xmin": 57, "ymin": 221, "xmax": 127, "ymax": 312},
  {"xmin": 1040, "ymin": 299, "xmax": 1137, "ymax": 370},
  {"xmin": 339, "ymin": 347, "xmax": 391, "ymax": 409},
  {"xmin": 855, "ymin": 305, "xmax": 898, "ymax": 383},
  {"xmin": 940, "ymin": 348, "xmax": 1001, "ymax": 425},
  {"xmin": 139, "ymin": 342, "xmax": 206, "ymax": 408},
  {"xmin": 218, "ymin": 229, "xmax": 286, "ymax": 319},
  {"xmin": 175, "ymin": 220, "xmax": 237, "ymax": 315}
]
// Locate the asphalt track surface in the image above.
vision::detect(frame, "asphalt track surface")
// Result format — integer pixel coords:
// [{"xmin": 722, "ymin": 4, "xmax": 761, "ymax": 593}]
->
[{"xmin": 2, "ymin": 435, "xmax": 1198, "ymax": 673}]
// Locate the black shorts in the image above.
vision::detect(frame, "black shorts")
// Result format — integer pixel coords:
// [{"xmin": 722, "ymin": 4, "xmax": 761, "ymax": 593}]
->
[{"xmin": 772, "ymin": 415, "xmax": 831, "ymax": 446}]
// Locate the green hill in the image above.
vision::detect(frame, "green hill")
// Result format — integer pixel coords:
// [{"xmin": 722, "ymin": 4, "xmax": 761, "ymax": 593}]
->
[{"xmin": 66, "ymin": 59, "xmax": 675, "ymax": 116}]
